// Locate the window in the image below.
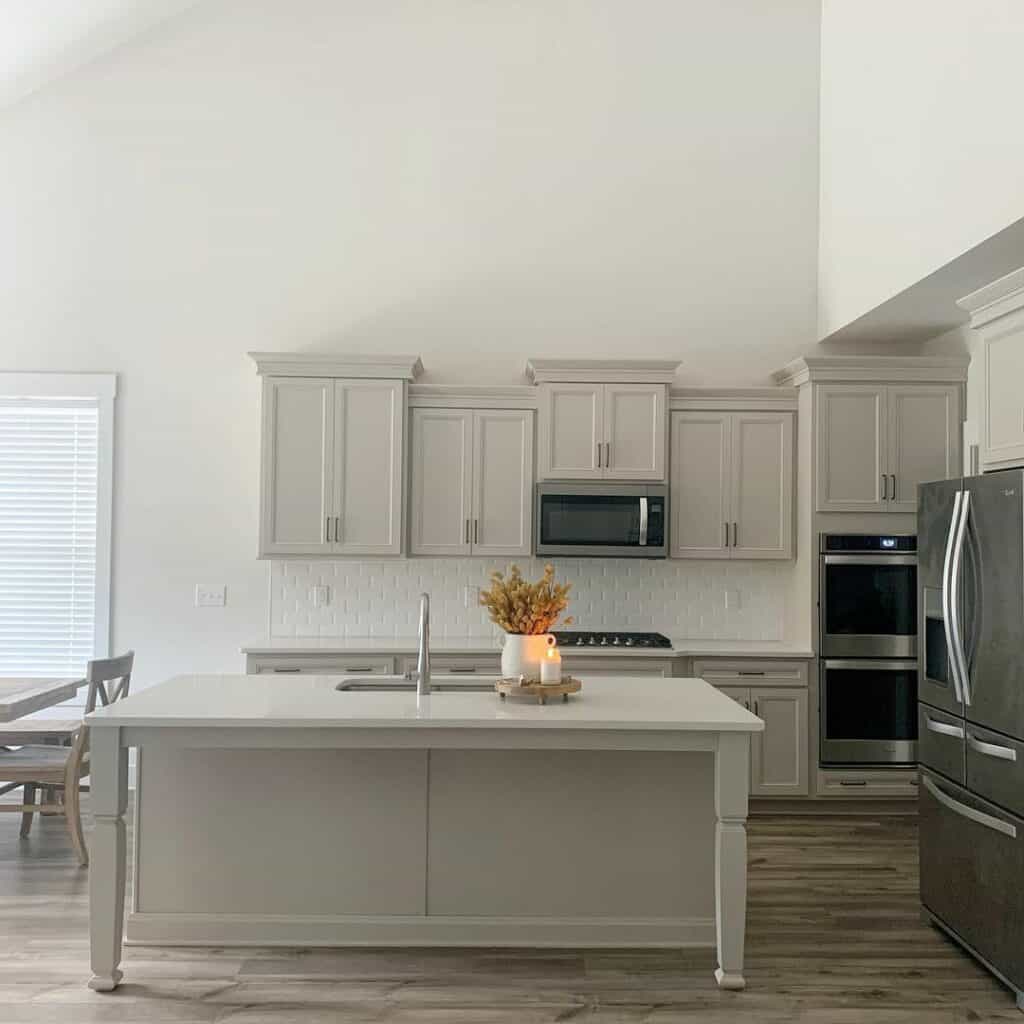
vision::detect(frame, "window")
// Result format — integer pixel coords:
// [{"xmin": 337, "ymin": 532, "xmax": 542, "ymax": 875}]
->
[{"xmin": 0, "ymin": 374, "xmax": 115, "ymax": 677}]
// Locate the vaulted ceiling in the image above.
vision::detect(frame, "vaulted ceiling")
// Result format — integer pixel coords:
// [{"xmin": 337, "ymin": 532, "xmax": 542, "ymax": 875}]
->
[{"xmin": 0, "ymin": 0, "xmax": 203, "ymax": 108}]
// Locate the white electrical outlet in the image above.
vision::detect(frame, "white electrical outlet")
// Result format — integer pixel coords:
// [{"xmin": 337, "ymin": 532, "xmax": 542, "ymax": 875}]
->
[
  {"xmin": 311, "ymin": 584, "xmax": 331, "ymax": 608},
  {"xmin": 195, "ymin": 584, "xmax": 226, "ymax": 608},
  {"xmin": 725, "ymin": 588, "xmax": 741, "ymax": 611}
]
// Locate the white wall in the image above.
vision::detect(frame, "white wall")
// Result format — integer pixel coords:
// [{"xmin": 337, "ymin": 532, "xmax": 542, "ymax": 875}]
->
[
  {"xmin": 818, "ymin": 0, "xmax": 1024, "ymax": 338},
  {"xmin": 0, "ymin": 0, "xmax": 820, "ymax": 687}
]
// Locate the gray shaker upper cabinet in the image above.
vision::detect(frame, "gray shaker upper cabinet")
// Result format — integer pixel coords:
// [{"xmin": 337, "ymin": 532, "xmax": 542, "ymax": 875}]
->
[
  {"xmin": 251, "ymin": 353, "xmax": 423, "ymax": 558},
  {"xmin": 527, "ymin": 359, "xmax": 679, "ymax": 482},
  {"xmin": 958, "ymin": 269, "xmax": 1024, "ymax": 472},
  {"xmin": 670, "ymin": 409, "xmax": 794, "ymax": 560},
  {"xmin": 815, "ymin": 384, "xmax": 960, "ymax": 513}
]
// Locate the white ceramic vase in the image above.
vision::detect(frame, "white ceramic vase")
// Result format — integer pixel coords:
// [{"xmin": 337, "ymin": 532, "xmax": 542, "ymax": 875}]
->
[{"xmin": 501, "ymin": 633, "xmax": 553, "ymax": 682}]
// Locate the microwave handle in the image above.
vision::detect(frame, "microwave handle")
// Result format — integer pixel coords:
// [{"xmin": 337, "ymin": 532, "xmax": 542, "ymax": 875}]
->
[{"xmin": 639, "ymin": 497, "xmax": 648, "ymax": 546}]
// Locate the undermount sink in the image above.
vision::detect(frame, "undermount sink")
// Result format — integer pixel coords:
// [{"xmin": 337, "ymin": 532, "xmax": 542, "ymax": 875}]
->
[{"xmin": 335, "ymin": 677, "xmax": 495, "ymax": 693}]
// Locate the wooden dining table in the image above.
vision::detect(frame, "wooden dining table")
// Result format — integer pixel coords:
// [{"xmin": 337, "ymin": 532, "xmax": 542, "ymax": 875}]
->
[{"xmin": 0, "ymin": 678, "xmax": 84, "ymax": 723}]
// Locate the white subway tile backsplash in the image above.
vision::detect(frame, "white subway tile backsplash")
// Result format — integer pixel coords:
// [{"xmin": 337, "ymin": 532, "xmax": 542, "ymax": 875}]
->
[{"xmin": 269, "ymin": 558, "xmax": 791, "ymax": 641}]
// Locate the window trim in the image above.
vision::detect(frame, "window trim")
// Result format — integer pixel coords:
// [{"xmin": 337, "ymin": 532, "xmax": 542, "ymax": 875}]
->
[{"xmin": 0, "ymin": 372, "xmax": 117, "ymax": 663}]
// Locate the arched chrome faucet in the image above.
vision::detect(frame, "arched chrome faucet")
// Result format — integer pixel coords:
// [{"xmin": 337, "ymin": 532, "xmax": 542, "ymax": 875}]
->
[{"xmin": 404, "ymin": 592, "xmax": 431, "ymax": 696}]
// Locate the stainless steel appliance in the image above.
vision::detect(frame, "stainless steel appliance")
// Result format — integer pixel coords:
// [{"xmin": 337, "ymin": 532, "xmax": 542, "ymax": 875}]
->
[
  {"xmin": 535, "ymin": 484, "xmax": 667, "ymax": 558},
  {"xmin": 819, "ymin": 534, "xmax": 919, "ymax": 766},
  {"xmin": 551, "ymin": 631, "xmax": 673, "ymax": 649},
  {"xmin": 918, "ymin": 469, "xmax": 1024, "ymax": 1009},
  {"xmin": 820, "ymin": 534, "xmax": 918, "ymax": 657}
]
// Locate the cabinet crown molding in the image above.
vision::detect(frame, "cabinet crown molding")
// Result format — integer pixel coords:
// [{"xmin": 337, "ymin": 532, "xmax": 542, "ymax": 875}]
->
[
  {"xmin": 250, "ymin": 352, "xmax": 424, "ymax": 380},
  {"xmin": 408, "ymin": 385, "xmax": 537, "ymax": 409},
  {"xmin": 956, "ymin": 266, "xmax": 1024, "ymax": 328},
  {"xmin": 526, "ymin": 358, "xmax": 681, "ymax": 385},
  {"xmin": 772, "ymin": 354, "xmax": 969, "ymax": 388},
  {"xmin": 669, "ymin": 387, "xmax": 797, "ymax": 412}
]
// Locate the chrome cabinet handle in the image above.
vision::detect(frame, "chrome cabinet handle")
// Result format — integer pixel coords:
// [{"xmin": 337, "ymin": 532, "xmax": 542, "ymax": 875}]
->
[
  {"xmin": 732, "ymin": 522, "xmax": 738, "ymax": 547},
  {"xmin": 942, "ymin": 490, "xmax": 965, "ymax": 705},
  {"xmin": 473, "ymin": 519, "xmax": 479, "ymax": 544},
  {"xmin": 638, "ymin": 497, "xmax": 649, "ymax": 546},
  {"xmin": 922, "ymin": 776, "xmax": 1017, "ymax": 837},
  {"xmin": 325, "ymin": 516, "xmax": 332, "ymax": 543},
  {"xmin": 968, "ymin": 732, "xmax": 1017, "ymax": 761},
  {"xmin": 881, "ymin": 474, "xmax": 888, "ymax": 500},
  {"xmin": 891, "ymin": 474, "xmax": 897, "ymax": 501},
  {"xmin": 335, "ymin": 516, "xmax": 341, "ymax": 543},
  {"xmin": 924, "ymin": 714, "xmax": 964, "ymax": 739},
  {"xmin": 951, "ymin": 491, "xmax": 971, "ymax": 705}
]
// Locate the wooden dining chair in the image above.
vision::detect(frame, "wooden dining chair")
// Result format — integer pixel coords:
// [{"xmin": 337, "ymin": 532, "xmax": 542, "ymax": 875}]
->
[{"xmin": 0, "ymin": 651, "xmax": 134, "ymax": 867}]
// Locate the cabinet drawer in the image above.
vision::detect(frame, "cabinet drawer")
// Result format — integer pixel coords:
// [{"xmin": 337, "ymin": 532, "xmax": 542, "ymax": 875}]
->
[
  {"xmin": 816, "ymin": 768, "xmax": 918, "ymax": 798},
  {"xmin": 252, "ymin": 656, "xmax": 395, "ymax": 675},
  {"xmin": 562, "ymin": 657, "xmax": 675, "ymax": 677},
  {"xmin": 918, "ymin": 705, "xmax": 965, "ymax": 785},
  {"xmin": 692, "ymin": 659, "xmax": 808, "ymax": 687},
  {"xmin": 399, "ymin": 655, "xmax": 500, "ymax": 677}
]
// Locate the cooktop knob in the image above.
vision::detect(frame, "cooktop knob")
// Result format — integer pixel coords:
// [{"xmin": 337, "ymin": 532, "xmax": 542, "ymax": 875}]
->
[{"xmin": 624, "ymin": 637, "xmax": 635, "ymax": 646}]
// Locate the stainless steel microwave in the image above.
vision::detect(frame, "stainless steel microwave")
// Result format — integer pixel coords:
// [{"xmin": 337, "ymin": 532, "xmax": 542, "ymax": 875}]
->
[{"xmin": 535, "ymin": 484, "xmax": 668, "ymax": 558}]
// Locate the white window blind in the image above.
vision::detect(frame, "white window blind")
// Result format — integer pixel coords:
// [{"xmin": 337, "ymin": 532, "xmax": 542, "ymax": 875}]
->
[{"xmin": 0, "ymin": 399, "xmax": 100, "ymax": 676}]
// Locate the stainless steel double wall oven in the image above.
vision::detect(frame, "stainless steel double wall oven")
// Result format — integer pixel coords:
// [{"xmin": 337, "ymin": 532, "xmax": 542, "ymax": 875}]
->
[{"xmin": 819, "ymin": 533, "xmax": 918, "ymax": 766}]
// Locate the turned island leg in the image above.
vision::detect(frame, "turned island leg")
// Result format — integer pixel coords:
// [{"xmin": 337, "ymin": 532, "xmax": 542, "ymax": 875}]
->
[
  {"xmin": 88, "ymin": 726, "xmax": 129, "ymax": 992},
  {"xmin": 713, "ymin": 731, "xmax": 750, "ymax": 991}
]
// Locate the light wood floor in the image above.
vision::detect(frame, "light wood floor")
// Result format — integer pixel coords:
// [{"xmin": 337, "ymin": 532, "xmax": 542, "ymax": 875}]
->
[{"xmin": 0, "ymin": 801, "xmax": 1019, "ymax": 1022}]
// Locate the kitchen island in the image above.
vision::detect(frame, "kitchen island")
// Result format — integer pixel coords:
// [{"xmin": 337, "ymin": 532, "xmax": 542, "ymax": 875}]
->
[{"xmin": 86, "ymin": 674, "xmax": 762, "ymax": 993}]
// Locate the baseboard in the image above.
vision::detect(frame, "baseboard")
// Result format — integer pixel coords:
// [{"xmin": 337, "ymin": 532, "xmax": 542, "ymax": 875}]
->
[{"xmin": 125, "ymin": 912, "xmax": 715, "ymax": 948}]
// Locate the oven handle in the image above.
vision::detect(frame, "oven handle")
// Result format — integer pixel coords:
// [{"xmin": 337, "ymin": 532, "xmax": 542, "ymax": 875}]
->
[
  {"xmin": 822, "ymin": 554, "xmax": 919, "ymax": 566},
  {"xmin": 638, "ymin": 497, "xmax": 648, "ymax": 547},
  {"xmin": 823, "ymin": 659, "xmax": 918, "ymax": 671},
  {"xmin": 942, "ymin": 490, "xmax": 965, "ymax": 706},
  {"xmin": 922, "ymin": 776, "xmax": 1017, "ymax": 839}
]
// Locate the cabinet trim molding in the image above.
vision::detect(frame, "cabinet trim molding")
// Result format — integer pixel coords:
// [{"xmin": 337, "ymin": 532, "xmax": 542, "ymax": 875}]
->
[
  {"xmin": 526, "ymin": 358, "xmax": 681, "ymax": 385},
  {"xmin": 409, "ymin": 385, "xmax": 538, "ymax": 410},
  {"xmin": 250, "ymin": 352, "xmax": 424, "ymax": 380},
  {"xmin": 957, "ymin": 266, "xmax": 1024, "ymax": 327},
  {"xmin": 772, "ymin": 355, "xmax": 968, "ymax": 387},
  {"xmin": 670, "ymin": 387, "xmax": 798, "ymax": 412}
]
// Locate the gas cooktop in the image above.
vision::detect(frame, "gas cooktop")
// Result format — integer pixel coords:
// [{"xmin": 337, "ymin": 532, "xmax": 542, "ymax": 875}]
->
[{"xmin": 550, "ymin": 631, "xmax": 673, "ymax": 650}]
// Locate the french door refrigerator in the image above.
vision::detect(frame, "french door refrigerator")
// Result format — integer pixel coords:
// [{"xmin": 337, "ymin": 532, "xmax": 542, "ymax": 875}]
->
[{"xmin": 918, "ymin": 469, "xmax": 1024, "ymax": 1010}]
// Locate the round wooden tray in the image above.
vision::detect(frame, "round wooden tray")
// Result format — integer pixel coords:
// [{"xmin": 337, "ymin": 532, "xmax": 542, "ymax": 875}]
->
[{"xmin": 495, "ymin": 677, "xmax": 582, "ymax": 704}]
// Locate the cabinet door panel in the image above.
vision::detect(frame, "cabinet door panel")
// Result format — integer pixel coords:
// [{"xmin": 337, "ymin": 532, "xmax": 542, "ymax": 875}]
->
[
  {"xmin": 730, "ymin": 412, "xmax": 793, "ymax": 559},
  {"xmin": 537, "ymin": 384, "xmax": 603, "ymax": 480},
  {"xmin": 888, "ymin": 386, "xmax": 960, "ymax": 512},
  {"xmin": 603, "ymin": 384, "xmax": 666, "ymax": 480},
  {"xmin": 259, "ymin": 378, "xmax": 333, "ymax": 556},
  {"xmin": 669, "ymin": 412, "xmax": 731, "ymax": 559},
  {"xmin": 334, "ymin": 381, "xmax": 404, "ymax": 555},
  {"xmin": 750, "ymin": 687, "xmax": 808, "ymax": 796},
  {"xmin": 984, "ymin": 316, "xmax": 1024, "ymax": 468},
  {"xmin": 472, "ymin": 410, "xmax": 533, "ymax": 557},
  {"xmin": 815, "ymin": 385, "xmax": 887, "ymax": 512},
  {"xmin": 410, "ymin": 409, "xmax": 472, "ymax": 556}
]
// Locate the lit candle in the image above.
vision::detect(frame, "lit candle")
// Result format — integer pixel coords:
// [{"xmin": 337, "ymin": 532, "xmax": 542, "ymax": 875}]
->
[{"xmin": 540, "ymin": 645, "xmax": 562, "ymax": 684}]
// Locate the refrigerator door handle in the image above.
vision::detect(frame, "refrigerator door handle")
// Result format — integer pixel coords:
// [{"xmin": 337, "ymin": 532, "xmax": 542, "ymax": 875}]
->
[
  {"xmin": 967, "ymin": 732, "xmax": 1018, "ymax": 762},
  {"xmin": 942, "ymin": 490, "xmax": 965, "ymax": 705},
  {"xmin": 922, "ymin": 776, "xmax": 1017, "ymax": 838},
  {"xmin": 950, "ymin": 490, "xmax": 972, "ymax": 706},
  {"xmin": 924, "ymin": 714, "xmax": 965, "ymax": 739}
]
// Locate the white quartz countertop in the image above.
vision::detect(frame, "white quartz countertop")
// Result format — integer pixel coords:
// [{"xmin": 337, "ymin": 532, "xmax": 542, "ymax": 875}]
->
[
  {"xmin": 87, "ymin": 674, "xmax": 764, "ymax": 733},
  {"xmin": 241, "ymin": 637, "xmax": 814, "ymax": 659}
]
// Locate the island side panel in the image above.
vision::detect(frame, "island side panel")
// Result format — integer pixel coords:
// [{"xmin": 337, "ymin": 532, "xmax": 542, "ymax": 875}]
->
[
  {"xmin": 714, "ymin": 731, "xmax": 750, "ymax": 991},
  {"xmin": 427, "ymin": 749, "xmax": 715, "ymax": 933},
  {"xmin": 132, "ymin": 748, "xmax": 428, "ymax": 918}
]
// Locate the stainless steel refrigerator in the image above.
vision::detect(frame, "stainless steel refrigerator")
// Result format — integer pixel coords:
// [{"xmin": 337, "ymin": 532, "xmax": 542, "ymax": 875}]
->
[{"xmin": 918, "ymin": 469, "xmax": 1024, "ymax": 1009}]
